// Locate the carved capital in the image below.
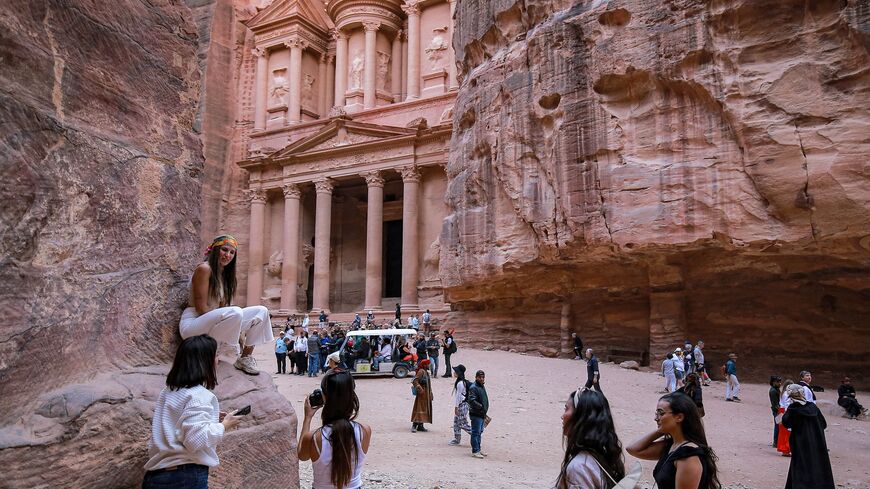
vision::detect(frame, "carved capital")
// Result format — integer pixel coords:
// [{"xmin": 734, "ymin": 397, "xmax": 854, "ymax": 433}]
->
[
  {"xmin": 327, "ymin": 53, "xmax": 335, "ymax": 64},
  {"xmin": 252, "ymin": 46, "xmax": 269, "ymax": 58},
  {"xmin": 401, "ymin": 1, "xmax": 420, "ymax": 16},
  {"xmin": 400, "ymin": 166, "xmax": 421, "ymax": 183},
  {"xmin": 330, "ymin": 29, "xmax": 347, "ymax": 41},
  {"xmin": 362, "ymin": 170, "xmax": 384, "ymax": 188},
  {"xmin": 246, "ymin": 188, "xmax": 268, "ymax": 204},
  {"xmin": 394, "ymin": 29, "xmax": 404, "ymax": 42},
  {"xmin": 363, "ymin": 21, "xmax": 381, "ymax": 32},
  {"xmin": 282, "ymin": 183, "xmax": 302, "ymax": 199},
  {"xmin": 284, "ymin": 37, "xmax": 308, "ymax": 50},
  {"xmin": 314, "ymin": 178, "xmax": 334, "ymax": 194},
  {"xmin": 320, "ymin": 52, "xmax": 329, "ymax": 64}
]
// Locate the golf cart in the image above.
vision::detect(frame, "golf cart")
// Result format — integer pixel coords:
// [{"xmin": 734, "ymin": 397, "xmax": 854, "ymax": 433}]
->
[{"xmin": 337, "ymin": 328, "xmax": 418, "ymax": 378}]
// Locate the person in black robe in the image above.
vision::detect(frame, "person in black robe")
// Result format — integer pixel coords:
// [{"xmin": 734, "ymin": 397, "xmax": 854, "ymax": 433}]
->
[
  {"xmin": 837, "ymin": 377, "xmax": 866, "ymax": 418},
  {"xmin": 782, "ymin": 384, "xmax": 835, "ymax": 489}
]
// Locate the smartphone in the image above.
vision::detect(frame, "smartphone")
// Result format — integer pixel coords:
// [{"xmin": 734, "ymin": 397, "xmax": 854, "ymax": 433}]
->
[
  {"xmin": 236, "ymin": 405, "xmax": 251, "ymax": 416},
  {"xmin": 309, "ymin": 389, "xmax": 324, "ymax": 408}
]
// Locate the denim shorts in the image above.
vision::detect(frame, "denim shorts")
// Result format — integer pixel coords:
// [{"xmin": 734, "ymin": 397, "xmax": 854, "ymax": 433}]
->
[
  {"xmin": 142, "ymin": 464, "xmax": 209, "ymax": 489},
  {"xmin": 675, "ymin": 370, "xmax": 684, "ymax": 380}
]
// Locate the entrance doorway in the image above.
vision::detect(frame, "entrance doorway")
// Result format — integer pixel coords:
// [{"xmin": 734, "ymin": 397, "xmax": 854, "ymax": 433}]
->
[{"xmin": 383, "ymin": 220, "xmax": 403, "ymax": 298}]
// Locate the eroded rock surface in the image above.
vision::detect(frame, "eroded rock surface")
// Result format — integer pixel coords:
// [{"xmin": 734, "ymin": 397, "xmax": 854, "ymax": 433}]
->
[
  {"xmin": 445, "ymin": 0, "xmax": 870, "ymax": 382},
  {"xmin": 0, "ymin": 1, "xmax": 295, "ymax": 487}
]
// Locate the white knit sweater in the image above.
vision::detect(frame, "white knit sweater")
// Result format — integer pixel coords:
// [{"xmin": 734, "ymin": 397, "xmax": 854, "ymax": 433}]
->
[{"xmin": 144, "ymin": 385, "xmax": 225, "ymax": 471}]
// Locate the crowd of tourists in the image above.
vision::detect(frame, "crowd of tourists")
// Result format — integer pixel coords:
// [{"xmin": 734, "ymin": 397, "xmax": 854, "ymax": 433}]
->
[{"xmin": 143, "ymin": 234, "xmax": 862, "ymax": 489}]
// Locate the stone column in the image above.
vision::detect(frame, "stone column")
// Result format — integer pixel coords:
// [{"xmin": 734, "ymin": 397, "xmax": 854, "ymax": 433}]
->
[
  {"xmin": 560, "ymin": 301, "xmax": 571, "ymax": 357},
  {"xmin": 363, "ymin": 21, "xmax": 380, "ymax": 109},
  {"xmin": 318, "ymin": 53, "xmax": 328, "ymax": 117},
  {"xmin": 285, "ymin": 37, "xmax": 307, "ymax": 124},
  {"xmin": 391, "ymin": 30, "xmax": 403, "ymax": 102},
  {"xmin": 312, "ymin": 178, "xmax": 334, "ymax": 313},
  {"xmin": 402, "ymin": 1, "xmax": 421, "ymax": 100},
  {"xmin": 253, "ymin": 47, "xmax": 269, "ymax": 131},
  {"xmin": 400, "ymin": 166, "xmax": 421, "ymax": 308},
  {"xmin": 280, "ymin": 184, "xmax": 302, "ymax": 313},
  {"xmin": 246, "ymin": 188, "xmax": 268, "ymax": 306},
  {"xmin": 326, "ymin": 54, "xmax": 335, "ymax": 110},
  {"xmin": 447, "ymin": 0, "xmax": 459, "ymax": 90},
  {"xmin": 363, "ymin": 171, "xmax": 384, "ymax": 310},
  {"xmin": 401, "ymin": 27, "xmax": 408, "ymax": 99},
  {"xmin": 333, "ymin": 30, "xmax": 348, "ymax": 108}
]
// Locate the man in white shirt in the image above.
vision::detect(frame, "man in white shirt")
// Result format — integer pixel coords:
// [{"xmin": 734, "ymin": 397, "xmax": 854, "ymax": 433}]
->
[
  {"xmin": 798, "ymin": 370, "xmax": 817, "ymax": 403},
  {"xmin": 293, "ymin": 332, "xmax": 308, "ymax": 376},
  {"xmin": 372, "ymin": 339, "xmax": 393, "ymax": 371}
]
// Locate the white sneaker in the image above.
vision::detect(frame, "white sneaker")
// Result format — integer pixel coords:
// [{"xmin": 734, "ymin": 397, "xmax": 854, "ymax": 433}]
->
[
  {"xmin": 234, "ymin": 355, "xmax": 260, "ymax": 375},
  {"xmin": 471, "ymin": 452, "xmax": 484, "ymax": 459}
]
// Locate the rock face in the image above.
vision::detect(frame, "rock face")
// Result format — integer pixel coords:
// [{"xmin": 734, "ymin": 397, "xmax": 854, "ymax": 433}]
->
[
  {"xmin": 445, "ymin": 0, "xmax": 870, "ymax": 383},
  {"xmin": 0, "ymin": 1, "xmax": 295, "ymax": 487}
]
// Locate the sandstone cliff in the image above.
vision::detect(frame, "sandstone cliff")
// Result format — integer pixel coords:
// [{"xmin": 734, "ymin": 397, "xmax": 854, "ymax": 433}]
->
[
  {"xmin": 445, "ymin": 0, "xmax": 870, "ymax": 382},
  {"xmin": 0, "ymin": 1, "xmax": 295, "ymax": 487}
]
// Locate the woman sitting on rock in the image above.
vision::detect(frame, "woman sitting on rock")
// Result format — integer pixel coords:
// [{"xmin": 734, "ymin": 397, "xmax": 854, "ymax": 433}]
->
[
  {"xmin": 555, "ymin": 387, "xmax": 626, "ymax": 489},
  {"xmin": 179, "ymin": 235, "xmax": 273, "ymax": 375},
  {"xmin": 143, "ymin": 335, "xmax": 243, "ymax": 488},
  {"xmin": 299, "ymin": 370, "xmax": 372, "ymax": 489}
]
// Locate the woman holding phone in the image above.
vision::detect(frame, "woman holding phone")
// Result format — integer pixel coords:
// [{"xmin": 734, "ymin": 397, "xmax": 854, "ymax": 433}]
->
[{"xmin": 143, "ymin": 335, "xmax": 243, "ymax": 488}]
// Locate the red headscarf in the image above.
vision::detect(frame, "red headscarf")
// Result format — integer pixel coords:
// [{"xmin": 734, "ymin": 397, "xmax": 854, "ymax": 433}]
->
[{"xmin": 417, "ymin": 358, "xmax": 431, "ymax": 372}]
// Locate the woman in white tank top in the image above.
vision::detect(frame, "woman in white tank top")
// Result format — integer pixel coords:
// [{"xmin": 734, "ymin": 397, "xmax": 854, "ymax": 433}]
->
[{"xmin": 299, "ymin": 370, "xmax": 372, "ymax": 489}]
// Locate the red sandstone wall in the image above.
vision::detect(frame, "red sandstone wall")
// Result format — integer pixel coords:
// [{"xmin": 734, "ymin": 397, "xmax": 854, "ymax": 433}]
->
[
  {"xmin": 0, "ymin": 1, "xmax": 296, "ymax": 487},
  {"xmin": 444, "ymin": 0, "xmax": 870, "ymax": 384}
]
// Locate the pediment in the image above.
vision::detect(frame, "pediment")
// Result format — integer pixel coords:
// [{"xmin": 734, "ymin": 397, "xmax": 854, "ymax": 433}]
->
[
  {"xmin": 246, "ymin": 0, "xmax": 333, "ymax": 33},
  {"xmin": 270, "ymin": 118, "xmax": 418, "ymax": 159}
]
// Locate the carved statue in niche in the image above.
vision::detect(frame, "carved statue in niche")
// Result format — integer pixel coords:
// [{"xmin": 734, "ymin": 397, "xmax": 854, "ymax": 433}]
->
[
  {"xmin": 261, "ymin": 249, "xmax": 283, "ymax": 308},
  {"xmin": 301, "ymin": 73, "xmax": 315, "ymax": 109},
  {"xmin": 350, "ymin": 50, "xmax": 364, "ymax": 89},
  {"xmin": 270, "ymin": 69, "xmax": 289, "ymax": 105},
  {"xmin": 376, "ymin": 51, "xmax": 391, "ymax": 91},
  {"xmin": 265, "ymin": 250, "xmax": 283, "ymax": 277},
  {"xmin": 421, "ymin": 237, "xmax": 441, "ymax": 282},
  {"xmin": 425, "ymin": 26, "xmax": 449, "ymax": 70}
]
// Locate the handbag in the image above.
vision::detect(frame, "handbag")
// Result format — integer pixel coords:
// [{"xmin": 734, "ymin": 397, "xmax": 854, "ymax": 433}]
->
[
  {"xmin": 592, "ymin": 457, "xmax": 642, "ymax": 489},
  {"xmin": 411, "ymin": 384, "xmax": 418, "ymax": 396},
  {"xmin": 484, "ymin": 415, "xmax": 492, "ymax": 427}
]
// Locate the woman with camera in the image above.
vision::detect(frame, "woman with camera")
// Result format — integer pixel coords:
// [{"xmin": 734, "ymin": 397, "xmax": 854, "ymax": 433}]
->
[
  {"xmin": 143, "ymin": 335, "xmax": 244, "ymax": 488},
  {"xmin": 299, "ymin": 370, "xmax": 372, "ymax": 489}
]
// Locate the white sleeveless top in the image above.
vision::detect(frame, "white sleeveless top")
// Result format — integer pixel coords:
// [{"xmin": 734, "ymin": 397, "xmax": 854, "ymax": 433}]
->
[{"xmin": 312, "ymin": 422, "xmax": 366, "ymax": 489}]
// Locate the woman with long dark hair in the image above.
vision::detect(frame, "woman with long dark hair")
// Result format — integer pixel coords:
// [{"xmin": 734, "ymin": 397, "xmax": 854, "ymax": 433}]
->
[
  {"xmin": 179, "ymin": 235, "xmax": 273, "ymax": 375},
  {"xmin": 449, "ymin": 364, "xmax": 473, "ymax": 446},
  {"xmin": 143, "ymin": 335, "xmax": 243, "ymax": 488},
  {"xmin": 299, "ymin": 370, "xmax": 372, "ymax": 489},
  {"xmin": 555, "ymin": 388, "xmax": 625, "ymax": 489},
  {"xmin": 677, "ymin": 373, "xmax": 704, "ymax": 417},
  {"xmin": 627, "ymin": 392, "xmax": 721, "ymax": 489}
]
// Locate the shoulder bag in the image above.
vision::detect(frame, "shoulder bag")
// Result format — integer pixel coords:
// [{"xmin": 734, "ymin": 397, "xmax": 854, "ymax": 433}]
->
[{"xmin": 591, "ymin": 457, "xmax": 642, "ymax": 489}]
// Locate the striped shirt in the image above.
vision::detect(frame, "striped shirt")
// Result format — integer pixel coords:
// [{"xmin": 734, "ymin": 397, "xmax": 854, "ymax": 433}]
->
[{"xmin": 144, "ymin": 385, "xmax": 225, "ymax": 471}]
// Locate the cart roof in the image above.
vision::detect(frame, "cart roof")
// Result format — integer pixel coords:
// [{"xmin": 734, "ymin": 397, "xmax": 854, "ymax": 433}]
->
[{"xmin": 345, "ymin": 328, "xmax": 417, "ymax": 337}]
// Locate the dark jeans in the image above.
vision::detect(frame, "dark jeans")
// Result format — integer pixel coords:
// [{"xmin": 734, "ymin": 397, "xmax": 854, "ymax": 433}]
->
[
  {"xmin": 295, "ymin": 352, "xmax": 307, "ymax": 374},
  {"xmin": 470, "ymin": 415, "xmax": 485, "ymax": 454},
  {"xmin": 275, "ymin": 352, "xmax": 286, "ymax": 373},
  {"xmin": 584, "ymin": 378, "xmax": 603, "ymax": 394},
  {"xmin": 443, "ymin": 353, "xmax": 452, "ymax": 377},
  {"xmin": 142, "ymin": 464, "xmax": 208, "ymax": 489},
  {"xmin": 839, "ymin": 397, "xmax": 863, "ymax": 417},
  {"xmin": 771, "ymin": 407, "xmax": 779, "ymax": 445}
]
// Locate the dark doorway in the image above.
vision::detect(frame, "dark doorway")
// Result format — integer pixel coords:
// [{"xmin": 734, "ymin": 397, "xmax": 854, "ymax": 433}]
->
[
  {"xmin": 306, "ymin": 264, "xmax": 314, "ymax": 311},
  {"xmin": 384, "ymin": 220, "xmax": 403, "ymax": 298}
]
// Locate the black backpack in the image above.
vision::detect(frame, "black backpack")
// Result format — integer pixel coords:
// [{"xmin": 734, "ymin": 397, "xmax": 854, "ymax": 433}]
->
[{"xmin": 446, "ymin": 336, "xmax": 457, "ymax": 354}]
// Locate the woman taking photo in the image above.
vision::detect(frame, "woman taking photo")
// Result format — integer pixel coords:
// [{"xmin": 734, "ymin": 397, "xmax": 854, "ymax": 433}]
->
[
  {"xmin": 555, "ymin": 387, "xmax": 625, "ymax": 489},
  {"xmin": 180, "ymin": 235, "xmax": 273, "ymax": 375},
  {"xmin": 143, "ymin": 335, "xmax": 243, "ymax": 488},
  {"xmin": 627, "ymin": 392, "xmax": 722, "ymax": 489},
  {"xmin": 411, "ymin": 358, "xmax": 433, "ymax": 432},
  {"xmin": 299, "ymin": 370, "xmax": 372, "ymax": 489}
]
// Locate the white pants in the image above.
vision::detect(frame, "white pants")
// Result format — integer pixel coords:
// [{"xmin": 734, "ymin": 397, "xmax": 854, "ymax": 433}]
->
[
  {"xmin": 665, "ymin": 373, "xmax": 677, "ymax": 392},
  {"xmin": 726, "ymin": 374, "xmax": 740, "ymax": 399},
  {"xmin": 179, "ymin": 306, "xmax": 273, "ymax": 349}
]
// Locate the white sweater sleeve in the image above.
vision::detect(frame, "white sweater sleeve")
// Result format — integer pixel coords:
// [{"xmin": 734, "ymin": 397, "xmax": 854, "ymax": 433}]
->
[{"xmin": 180, "ymin": 398, "xmax": 225, "ymax": 453}]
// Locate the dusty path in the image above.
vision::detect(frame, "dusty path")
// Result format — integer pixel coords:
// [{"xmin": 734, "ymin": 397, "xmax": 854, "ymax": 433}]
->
[{"xmin": 254, "ymin": 347, "xmax": 870, "ymax": 488}]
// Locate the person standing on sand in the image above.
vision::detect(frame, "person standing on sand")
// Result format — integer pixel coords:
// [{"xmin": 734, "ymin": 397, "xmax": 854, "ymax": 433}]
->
[
  {"xmin": 797, "ymin": 371, "xmax": 817, "ymax": 403},
  {"xmin": 467, "ymin": 370, "xmax": 489, "ymax": 459},
  {"xmin": 662, "ymin": 353, "xmax": 677, "ymax": 393},
  {"xmin": 724, "ymin": 353, "xmax": 741, "ymax": 402},
  {"xmin": 449, "ymin": 365, "xmax": 473, "ymax": 446},
  {"xmin": 782, "ymin": 384, "xmax": 835, "ymax": 489},
  {"xmin": 769, "ymin": 376, "xmax": 782, "ymax": 447},
  {"xmin": 694, "ymin": 341, "xmax": 710, "ymax": 385},
  {"xmin": 572, "ymin": 333, "xmax": 584, "ymax": 360},
  {"xmin": 442, "ymin": 329, "xmax": 456, "ymax": 378},
  {"xmin": 584, "ymin": 349, "xmax": 603, "ymax": 394},
  {"xmin": 411, "ymin": 359, "xmax": 433, "ymax": 433}
]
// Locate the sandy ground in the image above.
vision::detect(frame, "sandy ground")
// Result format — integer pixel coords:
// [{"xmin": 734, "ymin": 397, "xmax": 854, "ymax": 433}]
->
[{"xmin": 253, "ymin": 347, "xmax": 870, "ymax": 489}]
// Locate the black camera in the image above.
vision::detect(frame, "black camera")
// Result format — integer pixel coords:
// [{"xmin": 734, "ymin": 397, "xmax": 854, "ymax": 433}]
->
[{"xmin": 309, "ymin": 388, "xmax": 324, "ymax": 408}]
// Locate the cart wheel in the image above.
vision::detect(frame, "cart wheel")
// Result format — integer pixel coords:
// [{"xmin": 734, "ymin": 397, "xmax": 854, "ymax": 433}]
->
[{"xmin": 393, "ymin": 365, "xmax": 409, "ymax": 379}]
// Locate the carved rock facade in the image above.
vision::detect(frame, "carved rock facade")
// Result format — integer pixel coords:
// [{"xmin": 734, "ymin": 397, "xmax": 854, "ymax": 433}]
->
[{"xmin": 445, "ymin": 0, "xmax": 870, "ymax": 382}]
